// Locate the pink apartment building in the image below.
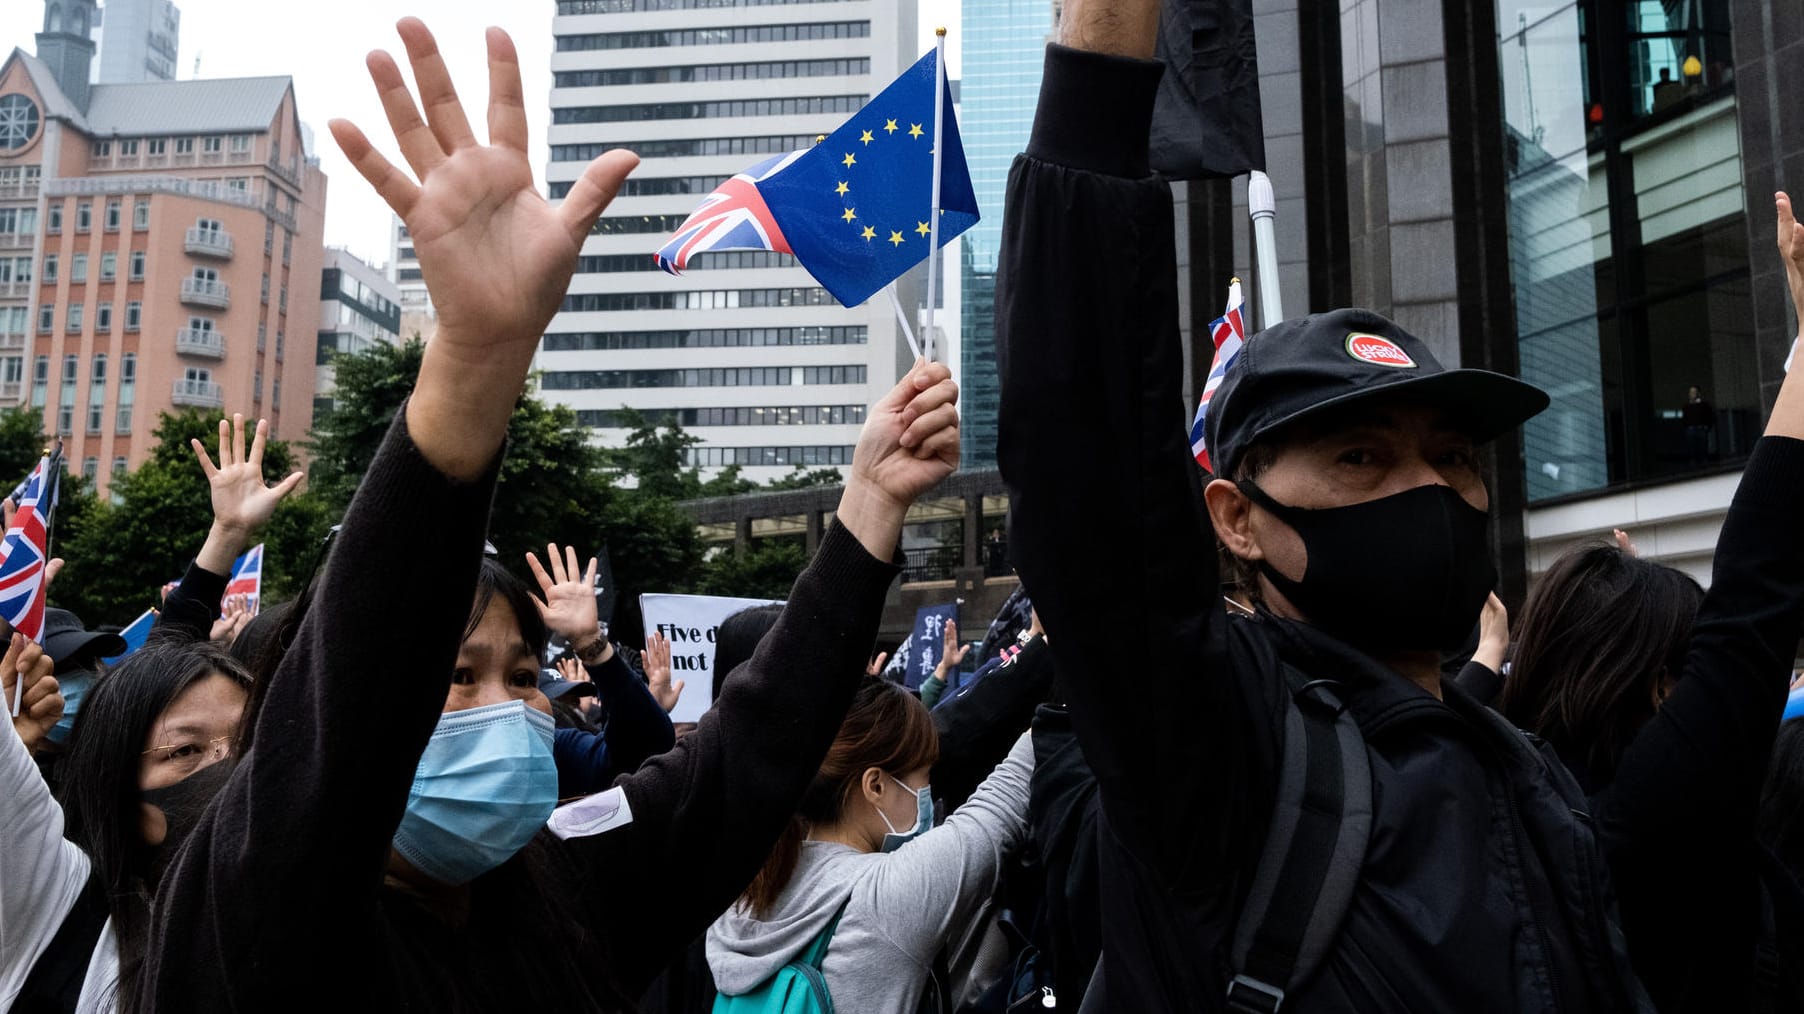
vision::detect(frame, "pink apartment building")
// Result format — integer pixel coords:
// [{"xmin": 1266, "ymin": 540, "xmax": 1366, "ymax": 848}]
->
[{"xmin": 0, "ymin": 0, "xmax": 325, "ymax": 494}]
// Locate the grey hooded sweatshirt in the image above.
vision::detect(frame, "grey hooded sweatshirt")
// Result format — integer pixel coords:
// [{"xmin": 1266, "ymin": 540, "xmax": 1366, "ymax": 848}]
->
[{"xmin": 708, "ymin": 732, "xmax": 1035, "ymax": 1014}]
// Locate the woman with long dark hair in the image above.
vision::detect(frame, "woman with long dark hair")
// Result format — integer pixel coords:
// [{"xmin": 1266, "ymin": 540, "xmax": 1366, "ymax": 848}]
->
[
  {"xmin": 128, "ymin": 20, "xmax": 962, "ymax": 1012},
  {"xmin": 0, "ymin": 414, "xmax": 299, "ymax": 1014},
  {"xmin": 708, "ymin": 677, "xmax": 1034, "ymax": 1013},
  {"xmin": 1496, "ymin": 191, "xmax": 1804, "ymax": 1012}
]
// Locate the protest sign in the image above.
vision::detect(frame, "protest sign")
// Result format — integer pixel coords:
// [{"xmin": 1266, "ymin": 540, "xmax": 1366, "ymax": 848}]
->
[
  {"xmin": 908, "ymin": 602, "xmax": 959, "ymax": 690},
  {"xmin": 640, "ymin": 593, "xmax": 783, "ymax": 723}
]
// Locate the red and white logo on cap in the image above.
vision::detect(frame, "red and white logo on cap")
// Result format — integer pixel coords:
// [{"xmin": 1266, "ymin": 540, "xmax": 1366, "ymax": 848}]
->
[{"xmin": 1345, "ymin": 332, "xmax": 1417, "ymax": 368}]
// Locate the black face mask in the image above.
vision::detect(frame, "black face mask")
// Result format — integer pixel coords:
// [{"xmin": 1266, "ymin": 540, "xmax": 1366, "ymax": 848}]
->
[
  {"xmin": 139, "ymin": 757, "xmax": 235, "ymax": 888},
  {"xmin": 1236, "ymin": 479, "xmax": 1495, "ymax": 655}
]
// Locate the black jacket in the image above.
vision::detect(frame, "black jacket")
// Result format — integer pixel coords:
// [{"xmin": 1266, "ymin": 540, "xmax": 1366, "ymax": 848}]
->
[{"xmin": 995, "ymin": 43, "xmax": 1649, "ymax": 1013}]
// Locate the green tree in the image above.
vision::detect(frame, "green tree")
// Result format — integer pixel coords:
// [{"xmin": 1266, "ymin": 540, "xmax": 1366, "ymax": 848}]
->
[
  {"xmin": 0, "ymin": 408, "xmax": 51, "ymax": 488},
  {"xmin": 307, "ymin": 337, "xmax": 426, "ymax": 506},
  {"xmin": 695, "ymin": 538, "xmax": 808, "ymax": 600},
  {"xmin": 765, "ymin": 466, "xmax": 843, "ymax": 490}
]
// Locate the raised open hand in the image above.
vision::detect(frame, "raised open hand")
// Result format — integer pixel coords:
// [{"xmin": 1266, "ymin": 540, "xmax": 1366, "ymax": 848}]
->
[
  {"xmin": 642, "ymin": 631, "xmax": 684, "ymax": 713},
  {"xmin": 1779, "ymin": 192, "xmax": 1804, "ymax": 332},
  {"xmin": 526, "ymin": 544, "xmax": 601, "ymax": 647},
  {"xmin": 329, "ymin": 21, "xmax": 636, "ymax": 359},
  {"xmin": 211, "ymin": 594, "xmax": 253, "ymax": 646},
  {"xmin": 193, "ymin": 415, "xmax": 302, "ymax": 539},
  {"xmin": 936, "ymin": 619, "xmax": 971, "ymax": 678},
  {"xmin": 556, "ymin": 656, "xmax": 590, "ymax": 685},
  {"xmin": 5, "ymin": 633, "xmax": 60, "ymax": 750}
]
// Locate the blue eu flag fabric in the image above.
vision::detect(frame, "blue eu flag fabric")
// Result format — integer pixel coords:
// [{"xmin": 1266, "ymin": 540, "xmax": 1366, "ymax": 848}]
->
[{"xmin": 757, "ymin": 49, "xmax": 978, "ymax": 307}]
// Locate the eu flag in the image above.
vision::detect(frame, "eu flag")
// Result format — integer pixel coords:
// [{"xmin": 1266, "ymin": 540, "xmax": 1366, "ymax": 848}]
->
[{"xmin": 654, "ymin": 49, "xmax": 978, "ymax": 308}]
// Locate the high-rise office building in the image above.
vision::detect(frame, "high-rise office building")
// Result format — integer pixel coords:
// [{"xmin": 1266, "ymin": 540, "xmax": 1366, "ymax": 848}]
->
[
  {"xmin": 0, "ymin": 0, "xmax": 326, "ymax": 494},
  {"xmin": 386, "ymin": 214, "xmax": 433, "ymax": 341},
  {"xmin": 538, "ymin": 0, "xmax": 919, "ymax": 482},
  {"xmin": 956, "ymin": 0, "xmax": 1052, "ymax": 469},
  {"xmin": 92, "ymin": 0, "xmax": 180, "ymax": 85}
]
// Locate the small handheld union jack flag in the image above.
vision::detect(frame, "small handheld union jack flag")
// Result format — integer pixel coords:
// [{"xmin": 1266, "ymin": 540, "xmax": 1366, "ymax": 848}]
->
[
  {"xmin": 1190, "ymin": 280, "xmax": 1248, "ymax": 474},
  {"xmin": 225, "ymin": 544, "xmax": 264, "ymax": 616},
  {"xmin": 1, "ymin": 450, "xmax": 59, "ymax": 714}
]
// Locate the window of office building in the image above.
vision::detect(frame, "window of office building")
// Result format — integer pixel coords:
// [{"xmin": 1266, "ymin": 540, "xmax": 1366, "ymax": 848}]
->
[{"xmin": 1499, "ymin": 0, "xmax": 1749, "ymax": 500}]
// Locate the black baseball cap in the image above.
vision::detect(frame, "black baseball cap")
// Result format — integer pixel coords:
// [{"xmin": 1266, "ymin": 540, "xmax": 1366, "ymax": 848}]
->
[
  {"xmin": 538, "ymin": 670, "xmax": 597, "ymax": 701},
  {"xmin": 1204, "ymin": 307, "xmax": 1549, "ymax": 478},
  {"xmin": 43, "ymin": 608, "xmax": 127, "ymax": 674}
]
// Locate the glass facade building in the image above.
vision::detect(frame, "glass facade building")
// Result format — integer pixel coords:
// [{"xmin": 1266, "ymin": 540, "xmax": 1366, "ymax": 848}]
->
[
  {"xmin": 1184, "ymin": 0, "xmax": 1797, "ymax": 590},
  {"xmin": 957, "ymin": 0, "xmax": 1052, "ymax": 469}
]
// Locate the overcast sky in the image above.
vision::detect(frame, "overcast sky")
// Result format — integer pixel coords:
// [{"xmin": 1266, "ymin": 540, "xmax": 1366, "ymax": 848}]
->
[{"xmin": 1, "ymin": 1, "xmax": 960, "ymax": 268}]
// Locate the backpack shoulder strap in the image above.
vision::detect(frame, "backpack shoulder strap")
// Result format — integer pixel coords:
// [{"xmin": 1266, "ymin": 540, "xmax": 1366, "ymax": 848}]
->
[
  {"xmin": 1226, "ymin": 666, "xmax": 1374, "ymax": 1013},
  {"xmin": 797, "ymin": 899, "xmax": 853, "ymax": 971}
]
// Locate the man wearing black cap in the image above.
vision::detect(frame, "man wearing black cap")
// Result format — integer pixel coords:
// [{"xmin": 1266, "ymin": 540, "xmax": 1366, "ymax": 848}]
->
[
  {"xmin": 39, "ymin": 608, "xmax": 127, "ymax": 751},
  {"xmin": 994, "ymin": 1, "xmax": 1651, "ymax": 1011}
]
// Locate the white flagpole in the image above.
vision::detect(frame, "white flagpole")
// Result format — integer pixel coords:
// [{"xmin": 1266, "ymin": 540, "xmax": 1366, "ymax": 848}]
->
[
  {"xmin": 923, "ymin": 28, "xmax": 948, "ymax": 363},
  {"xmin": 886, "ymin": 283, "xmax": 924, "ymax": 361},
  {"xmin": 1248, "ymin": 170, "xmax": 1284, "ymax": 330}
]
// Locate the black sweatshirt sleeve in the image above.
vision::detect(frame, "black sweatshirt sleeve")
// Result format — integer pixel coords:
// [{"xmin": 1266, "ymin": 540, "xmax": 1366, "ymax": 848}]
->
[
  {"xmin": 1598, "ymin": 435, "xmax": 1804, "ymax": 835},
  {"xmin": 995, "ymin": 43, "xmax": 1245, "ymax": 881},
  {"xmin": 135, "ymin": 411, "xmax": 499, "ymax": 1012},
  {"xmin": 1453, "ymin": 659, "xmax": 1504, "ymax": 707},
  {"xmin": 147, "ymin": 561, "xmax": 228, "ymax": 644},
  {"xmin": 566, "ymin": 521, "xmax": 899, "ymax": 989},
  {"xmin": 931, "ymin": 636, "xmax": 1056, "ymax": 810},
  {"xmin": 588, "ymin": 649, "xmax": 675, "ymax": 778}
]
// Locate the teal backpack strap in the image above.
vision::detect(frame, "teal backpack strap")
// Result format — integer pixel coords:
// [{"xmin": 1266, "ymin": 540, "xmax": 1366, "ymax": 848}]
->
[{"xmin": 797, "ymin": 899, "xmax": 852, "ymax": 970}]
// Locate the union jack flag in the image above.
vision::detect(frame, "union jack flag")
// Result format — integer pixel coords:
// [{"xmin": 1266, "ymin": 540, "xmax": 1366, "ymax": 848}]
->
[
  {"xmin": 225, "ymin": 543, "xmax": 264, "ymax": 615},
  {"xmin": 0, "ymin": 453, "xmax": 59, "ymax": 646},
  {"xmin": 1190, "ymin": 280, "xmax": 1247, "ymax": 473},
  {"xmin": 653, "ymin": 151, "xmax": 807, "ymax": 274}
]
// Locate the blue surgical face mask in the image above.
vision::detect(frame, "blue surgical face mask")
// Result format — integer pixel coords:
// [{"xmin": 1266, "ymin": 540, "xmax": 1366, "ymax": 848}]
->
[
  {"xmin": 391, "ymin": 699, "xmax": 557, "ymax": 886},
  {"xmin": 47, "ymin": 670, "xmax": 95, "ymax": 746},
  {"xmin": 878, "ymin": 774, "xmax": 933, "ymax": 853}
]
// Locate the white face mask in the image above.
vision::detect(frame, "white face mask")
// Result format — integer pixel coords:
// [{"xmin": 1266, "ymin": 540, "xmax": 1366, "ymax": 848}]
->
[{"xmin": 877, "ymin": 774, "xmax": 933, "ymax": 853}]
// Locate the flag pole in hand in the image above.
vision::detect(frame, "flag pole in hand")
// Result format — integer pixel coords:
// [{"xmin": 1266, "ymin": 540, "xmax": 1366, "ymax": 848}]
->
[{"xmin": 923, "ymin": 27, "xmax": 948, "ymax": 362}]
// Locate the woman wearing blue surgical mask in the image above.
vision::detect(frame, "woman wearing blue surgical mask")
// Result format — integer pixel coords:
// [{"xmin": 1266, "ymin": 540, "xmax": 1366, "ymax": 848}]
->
[
  {"xmin": 708, "ymin": 677, "xmax": 1035, "ymax": 1014},
  {"xmin": 126, "ymin": 19, "xmax": 962, "ymax": 1013}
]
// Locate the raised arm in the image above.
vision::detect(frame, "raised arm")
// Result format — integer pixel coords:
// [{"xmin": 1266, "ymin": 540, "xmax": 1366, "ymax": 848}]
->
[
  {"xmin": 135, "ymin": 21, "xmax": 637, "ymax": 1011},
  {"xmin": 995, "ymin": 0, "xmax": 1241, "ymax": 876},
  {"xmin": 529, "ymin": 545, "xmax": 675, "ymax": 783},
  {"xmin": 565, "ymin": 363, "xmax": 960, "ymax": 987},
  {"xmin": 152, "ymin": 415, "xmax": 300, "ymax": 643},
  {"xmin": 1599, "ymin": 192, "xmax": 1804, "ymax": 834}
]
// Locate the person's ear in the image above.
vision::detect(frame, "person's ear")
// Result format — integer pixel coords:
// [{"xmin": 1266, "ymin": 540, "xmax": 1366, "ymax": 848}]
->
[
  {"xmin": 1651, "ymin": 669, "xmax": 1678, "ymax": 709},
  {"xmin": 1205, "ymin": 478, "xmax": 1263, "ymax": 562},
  {"xmin": 859, "ymin": 767, "xmax": 886, "ymax": 807}
]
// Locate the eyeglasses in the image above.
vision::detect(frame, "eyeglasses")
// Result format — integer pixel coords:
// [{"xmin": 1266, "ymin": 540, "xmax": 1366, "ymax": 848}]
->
[{"xmin": 140, "ymin": 734, "xmax": 233, "ymax": 768}]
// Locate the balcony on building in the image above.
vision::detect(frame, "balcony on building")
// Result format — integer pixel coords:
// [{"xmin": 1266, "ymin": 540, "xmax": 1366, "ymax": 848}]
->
[
  {"xmin": 172, "ymin": 378, "xmax": 224, "ymax": 408},
  {"xmin": 0, "ymin": 281, "xmax": 30, "ymax": 299},
  {"xmin": 0, "ymin": 332, "xmax": 26, "ymax": 352},
  {"xmin": 175, "ymin": 328, "xmax": 226, "ymax": 359},
  {"xmin": 184, "ymin": 227, "xmax": 234, "ymax": 259},
  {"xmin": 0, "ymin": 381, "xmax": 21, "ymax": 404},
  {"xmin": 180, "ymin": 278, "xmax": 230, "ymax": 309},
  {"xmin": 0, "ymin": 232, "xmax": 33, "ymax": 250}
]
